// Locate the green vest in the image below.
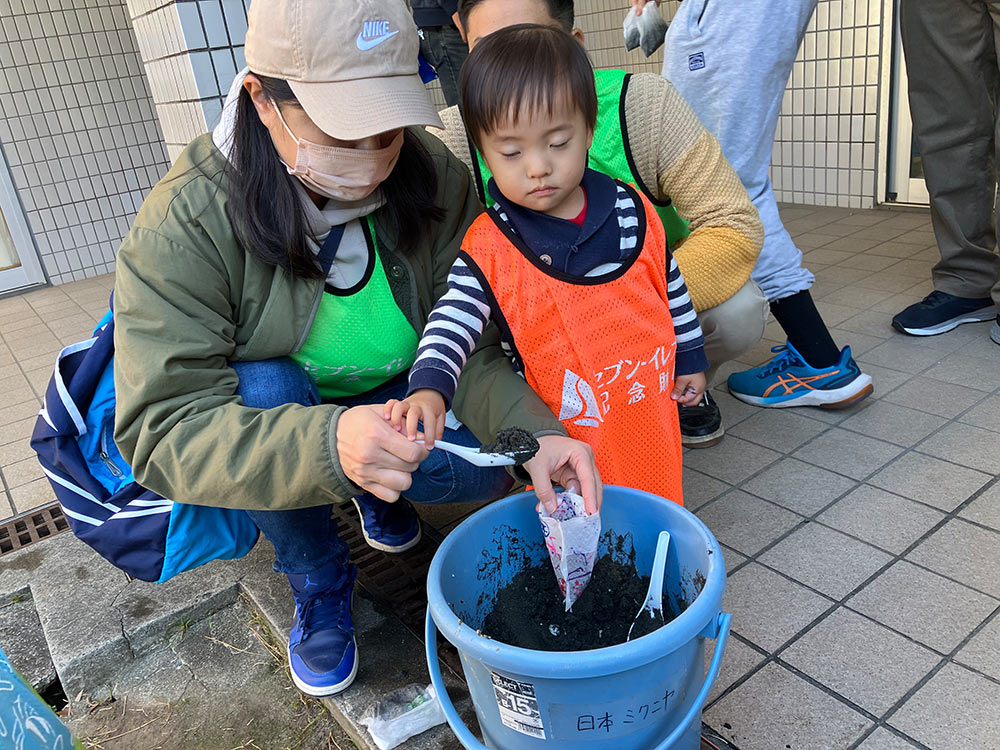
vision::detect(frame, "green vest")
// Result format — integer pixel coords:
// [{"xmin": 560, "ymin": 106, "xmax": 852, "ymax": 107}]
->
[
  {"xmin": 290, "ymin": 217, "xmax": 418, "ymax": 399},
  {"xmin": 470, "ymin": 69, "xmax": 691, "ymax": 247}
]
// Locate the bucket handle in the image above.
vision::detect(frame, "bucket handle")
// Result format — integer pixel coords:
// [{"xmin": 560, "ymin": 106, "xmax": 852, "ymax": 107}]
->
[
  {"xmin": 425, "ymin": 611, "xmax": 732, "ymax": 750},
  {"xmin": 426, "ymin": 613, "xmax": 492, "ymax": 750},
  {"xmin": 651, "ymin": 611, "xmax": 731, "ymax": 750}
]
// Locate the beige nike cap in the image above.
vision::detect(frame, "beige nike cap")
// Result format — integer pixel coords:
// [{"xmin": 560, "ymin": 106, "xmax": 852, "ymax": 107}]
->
[{"xmin": 245, "ymin": 0, "xmax": 444, "ymax": 140}]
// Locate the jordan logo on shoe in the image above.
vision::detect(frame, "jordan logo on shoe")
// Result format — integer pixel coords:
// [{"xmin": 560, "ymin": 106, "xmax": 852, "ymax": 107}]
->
[
  {"xmin": 356, "ymin": 20, "xmax": 399, "ymax": 50},
  {"xmin": 558, "ymin": 369, "xmax": 604, "ymax": 427}
]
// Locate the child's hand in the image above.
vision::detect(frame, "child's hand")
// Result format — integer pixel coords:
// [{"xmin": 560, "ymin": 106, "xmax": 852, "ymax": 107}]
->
[
  {"xmin": 384, "ymin": 390, "xmax": 447, "ymax": 448},
  {"xmin": 671, "ymin": 372, "xmax": 707, "ymax": 406}
]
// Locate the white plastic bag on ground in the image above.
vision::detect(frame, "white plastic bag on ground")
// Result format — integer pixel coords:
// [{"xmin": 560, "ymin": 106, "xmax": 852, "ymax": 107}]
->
[
  {"xmin": 623, "ymin": 3, "xmax": 668, "ymax": 57},
  {"xmin": 360, "ymin": 684, "xmax": 447, "ymax": 750},
  {"xmin": 538, "ymin": 491, "xmax": 602, "ymax": 611}
]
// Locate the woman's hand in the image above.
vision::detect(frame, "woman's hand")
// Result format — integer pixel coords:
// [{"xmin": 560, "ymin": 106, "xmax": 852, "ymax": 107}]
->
[
  {"xmin": 523, "ymin": 435, "xmax": 603, "ymax": 515},
  {"xmin": 336, "ymin": 404, "xmax": 430, "ymax": 502}
]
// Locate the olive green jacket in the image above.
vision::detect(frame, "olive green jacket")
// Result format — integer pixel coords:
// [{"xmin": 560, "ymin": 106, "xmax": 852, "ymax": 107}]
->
[{"xmin": 113, "ymin": 130, "xmax": 563, "ymax": 511}]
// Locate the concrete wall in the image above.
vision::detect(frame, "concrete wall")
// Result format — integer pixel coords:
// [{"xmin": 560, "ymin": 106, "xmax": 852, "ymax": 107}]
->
[
  {"xmin": 125, "ymin": 0, "xmax": 247, "ymax": 162},
  {"xmin": 576, "ymin": 0, "xmax": 888, "ymax": 210},
  {"xmin": 0, "ymin": 0, "xmax": 171, "ymax": 284}
]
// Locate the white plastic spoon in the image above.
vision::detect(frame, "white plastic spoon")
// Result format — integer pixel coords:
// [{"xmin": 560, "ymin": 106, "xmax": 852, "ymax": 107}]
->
[
  {"xmin": 627, "ymin": 530, "xmax": 671, "ymax": 642},
  {"xmin": 417, "ymin": 439, "xmax": 517, "ymax": 467}
]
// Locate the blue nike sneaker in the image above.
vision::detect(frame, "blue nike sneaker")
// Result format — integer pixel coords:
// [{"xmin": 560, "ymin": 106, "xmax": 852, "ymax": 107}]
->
[
  {"xmin": 352, "ymin": 495, "xmax": 422, "ymax": 553},
  {"xmin": 727, "ymin": 341, "xmax": 873, "ymax": 409},
  {"xmin": 286, "ymin": 560, "xmax": 358, "ymax": 696}
]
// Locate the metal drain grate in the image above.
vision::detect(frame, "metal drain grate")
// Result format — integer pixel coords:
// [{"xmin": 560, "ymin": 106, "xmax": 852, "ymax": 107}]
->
[
  {"xmin": 330, "ymin": 502, "xmax": 440, "ymax": 634},
  {"xmin": 0, "ymin": 504, "xmax": 70, "ymax": 556},
  {"xmin": 329, "ymin": 503, "xmax": 463, "ymax": 673}
]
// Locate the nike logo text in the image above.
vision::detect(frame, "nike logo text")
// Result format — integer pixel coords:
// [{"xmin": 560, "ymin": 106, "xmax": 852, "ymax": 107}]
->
[{"xmin": 357, "ymin": 20, "xmax": 399, "ymax": 50}]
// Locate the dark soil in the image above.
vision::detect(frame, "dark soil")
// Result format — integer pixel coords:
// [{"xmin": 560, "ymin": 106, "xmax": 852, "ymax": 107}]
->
[
  {"xmin": 481, "ymin": 427, "xmax": 539, "ymax": 465},
  {"xmin": 481, "ymin": 554, "xmax": 677, "ymax": 651}
]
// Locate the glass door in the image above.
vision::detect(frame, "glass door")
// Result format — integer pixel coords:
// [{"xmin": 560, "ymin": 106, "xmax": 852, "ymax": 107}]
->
[
  {"xmin": 887, "ymin": 1, "xmax": 929, "ymax": 205},
  {"xmin": 0, "ymin": 146, "xmax": 45, "ymax": 294}
]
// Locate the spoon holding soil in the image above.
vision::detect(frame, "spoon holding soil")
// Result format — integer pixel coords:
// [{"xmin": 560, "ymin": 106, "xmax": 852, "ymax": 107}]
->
[
  {"xmin": 626, "ymin": 530, "xmax": 671, "ymax": 642},
  {"xmin": 478, "ymin": 427, "xmax": 540, "ymax": 465},
  {"xmin": 416, "ymin": 439, "xmax": 518, "ymax": 467},
  {"xmin": 417, "ymin": 427, "xmax": 540, "ymax": 467}
]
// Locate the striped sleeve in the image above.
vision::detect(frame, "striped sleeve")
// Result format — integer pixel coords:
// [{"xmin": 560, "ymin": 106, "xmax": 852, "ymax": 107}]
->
[
  {"xmin": 615, "ymin": 186, "xmax": 639, "ymax": 257},
  {"xmin": 667, "ymin": 254, "xmax": 710, "ymax": 376},
  {"xmin": 407, "ymin": 256, "xmax": 492, "ymax": 407}
]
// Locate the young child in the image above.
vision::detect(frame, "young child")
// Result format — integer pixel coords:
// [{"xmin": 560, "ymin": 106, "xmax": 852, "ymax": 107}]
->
[{"xmin": 385, "ymin": 23, "xmax": 707, "ymax": 503}]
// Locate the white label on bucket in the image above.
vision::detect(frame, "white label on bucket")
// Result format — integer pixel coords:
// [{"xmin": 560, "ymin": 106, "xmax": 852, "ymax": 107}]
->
[
  {"xmin": 491, "ymin": 672, "xmax": 546, "ymax": 739},
  {"xmin": 547, "ymin": 682, "xmax": 683, "ymax": 741}
]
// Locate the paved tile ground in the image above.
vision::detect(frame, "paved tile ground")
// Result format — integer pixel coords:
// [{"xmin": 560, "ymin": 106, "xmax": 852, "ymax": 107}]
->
[
  {"xmin": 0, "ymin": 274, "xmax": 112, "ymax": 519},
  {"xmin": 2, "ymin": 204, "xmax": 999, "ymax": 750}
]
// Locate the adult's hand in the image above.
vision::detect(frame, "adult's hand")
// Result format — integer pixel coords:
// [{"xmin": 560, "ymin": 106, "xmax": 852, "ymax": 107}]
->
[
  {"xmin": 631, "ymin": 0, "xmax": 660, "ymax": 15},
  {"xmin": 523, "ymin": 435, "xmax": 603, "ymax": 515},
  {"xmin": 336, "ymin": 405, "xmax": 429, "ymax": 502}
]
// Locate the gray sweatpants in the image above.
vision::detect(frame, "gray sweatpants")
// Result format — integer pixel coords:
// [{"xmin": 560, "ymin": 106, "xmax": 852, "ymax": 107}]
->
[
  {"xmin": 901, "ymin": 0, "xmax": 1000, "ymax": 310},
  {"xmin": 662, "ymin": 0, "xmax": 818, "ymax": 302}
]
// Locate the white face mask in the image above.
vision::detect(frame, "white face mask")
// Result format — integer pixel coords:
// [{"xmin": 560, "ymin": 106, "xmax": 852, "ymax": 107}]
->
[{"xmin": 272, "ymin": 102, "xmax": 403, "ymax": 201}]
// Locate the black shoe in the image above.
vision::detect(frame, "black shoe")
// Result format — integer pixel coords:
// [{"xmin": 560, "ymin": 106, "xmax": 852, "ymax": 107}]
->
[
  {"xmin": 679, "ymin": 392, "xmax": 724, "ymax": 448},
  {"xmin": 892, "ymin": 291, "xmax": 994, "ymax": 336},
  {"xmin": 992, "ymin": 315, "xmax": 1000, "ymax": 346}
]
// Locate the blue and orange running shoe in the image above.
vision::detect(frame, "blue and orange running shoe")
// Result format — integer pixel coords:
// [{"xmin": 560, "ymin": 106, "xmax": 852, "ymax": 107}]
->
[{"xmin": 727, "ymin": 341, "xmax": 873, "ymax": 409}]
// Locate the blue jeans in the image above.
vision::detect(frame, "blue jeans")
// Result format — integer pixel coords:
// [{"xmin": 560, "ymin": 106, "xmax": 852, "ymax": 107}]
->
[
  {"xmin": 662, "ymin": 0, "xmax": 817, "ymax": 301},
  {"xmin": 419, "ymin": 24, "xmax": 468, "ymax": 107},
  {"xmin": 233, "ymin": 358, "xmax": 513, "ymax": 574}
]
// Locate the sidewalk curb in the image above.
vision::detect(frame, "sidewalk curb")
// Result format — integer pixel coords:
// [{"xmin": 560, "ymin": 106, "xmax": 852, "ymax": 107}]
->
[{"xmin": 0, "ymin": 530, "xmax": 474, "ymax": 749}]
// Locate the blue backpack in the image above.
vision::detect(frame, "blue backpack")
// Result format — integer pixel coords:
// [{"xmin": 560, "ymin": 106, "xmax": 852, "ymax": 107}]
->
[{"xmin": 30, "ymin": 306, "xmax": 259, "ymax": 582}]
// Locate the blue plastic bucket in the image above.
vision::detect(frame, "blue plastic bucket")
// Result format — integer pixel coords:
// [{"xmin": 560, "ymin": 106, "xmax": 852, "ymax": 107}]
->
[{"xmin": 426, "ymin": 486, "xmax": 731, "ymax": 749}]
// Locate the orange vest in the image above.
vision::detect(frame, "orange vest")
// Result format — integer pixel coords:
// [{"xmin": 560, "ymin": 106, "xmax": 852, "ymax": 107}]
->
[{"xmin": 462, "ymin": 184, "xmax": 683, "ymax": 504}]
